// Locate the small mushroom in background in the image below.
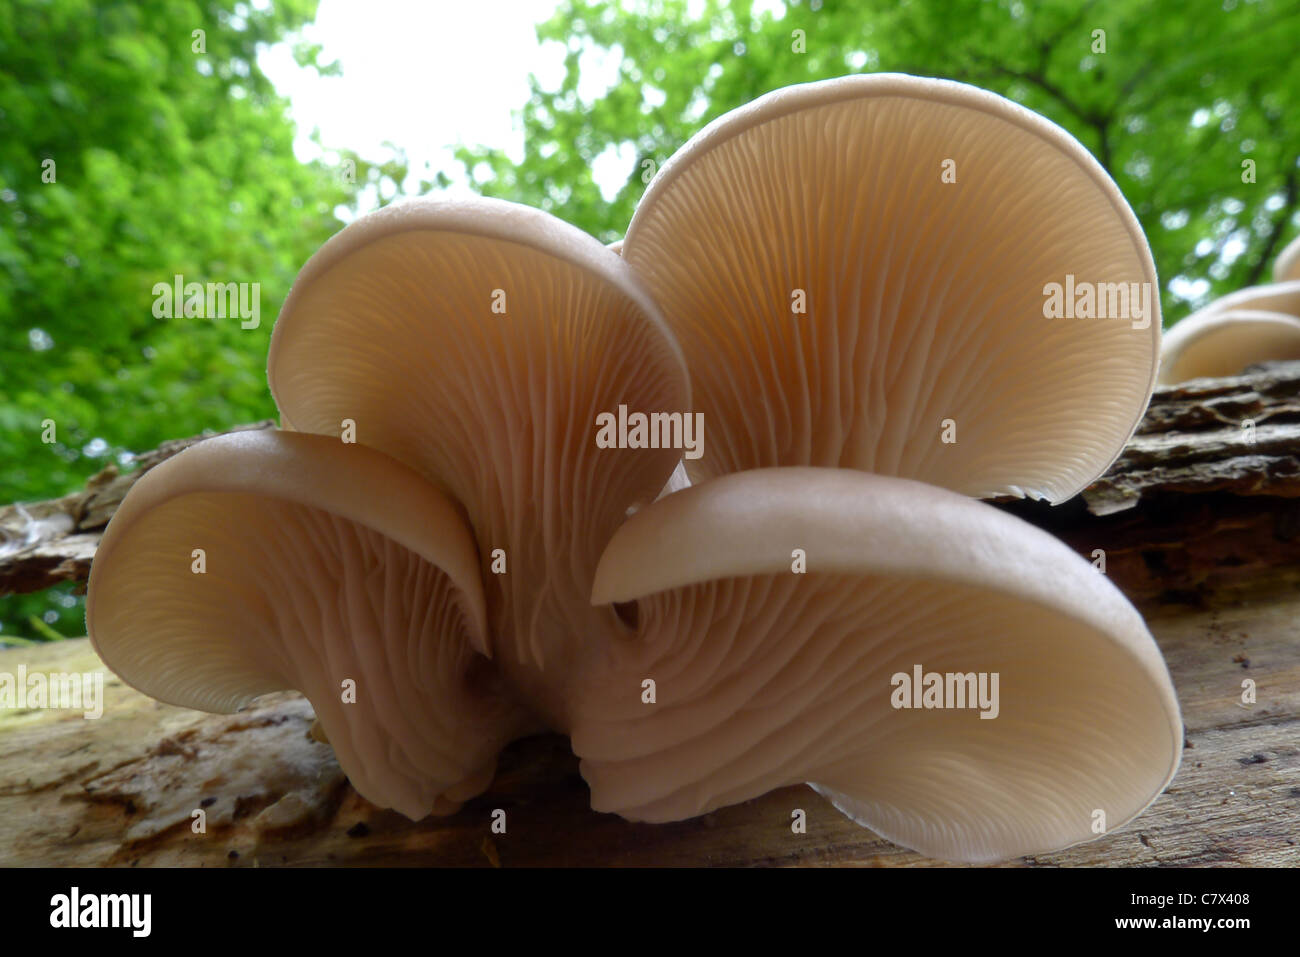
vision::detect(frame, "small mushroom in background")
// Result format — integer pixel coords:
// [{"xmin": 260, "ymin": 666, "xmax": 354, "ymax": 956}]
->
[
  {"xmin": 88, "ymin": 74, "xmax": 1182, "ymax": 864},
  {"xmin": 1157, "ymin": 308, "xmax": 1300, "ymax": 385},
  {"xmin": 1272, "ymin": 232, "xmax": 1300, "ymax": 284},
  {"xmin": 1158, "ymin": 234, "xmax": 1300, "ymax": 384}
]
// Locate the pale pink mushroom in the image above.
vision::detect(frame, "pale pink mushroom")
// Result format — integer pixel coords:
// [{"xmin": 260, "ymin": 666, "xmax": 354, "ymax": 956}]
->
[
  {"xmin": 571, "ymin": 468, "xmax": 1181, "ymax": 862},
  {"xmin": 87, "ymin": 429, "xmax": 536, "ymax": 818},
  {"xmin": 621, "ymin": 73, "xmax": 1161, "ymax": 503},
  {"xmin": 87, "ymin": 78, "xmax": 1183, "ymax": 863}
]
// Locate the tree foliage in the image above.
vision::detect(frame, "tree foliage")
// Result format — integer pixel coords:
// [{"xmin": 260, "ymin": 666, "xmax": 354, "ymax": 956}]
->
[
  {"xmin": 0, "ymin": 0, "xmax": 375, "ymax": 640},
  {"xmin": 458, "ymin": 0, "xmax": 1300, "ymax": 318},
  {"xmin": 4, "ymin": 0, "xmax": 1299, "ymax": 642}
]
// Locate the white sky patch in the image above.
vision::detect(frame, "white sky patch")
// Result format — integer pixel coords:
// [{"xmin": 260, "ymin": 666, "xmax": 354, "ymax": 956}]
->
[
  {"xmin": 257, "ymin": 0, "xmax": 576, "ymax": 217},
  {"xmin": 590, "ymin": 141, "xmax": 638, "ymax": 201},
  {"xmin": 1168, "ymin": 275, "xmax": 1212, "ymax": 302},
  {"xmin": 752, "ymin": 0, "xmax": 788, "ymax": 18},
  {"xmin": 577, "ymin": 42, "xmax": 625, "ymax": 103}
]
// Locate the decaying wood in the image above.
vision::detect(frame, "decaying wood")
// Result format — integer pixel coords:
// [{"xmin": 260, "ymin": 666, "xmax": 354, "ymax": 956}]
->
[
  {"xmin": 5, "ymin": 366, "xmax": 1300, "ymax": 601},
  {"xmin": 1095, "ymin": 360, "xmax": 1300, "ymax": 507},
  {"xmin": 0, "ymin": 420, "xmax": 275, "ymax": 596},
  {"xmin": 1, "ymin": 564, "xmax": 1295, "ymax": 866},
  {"xmin": 1, "ymin": 367, "xmax": 1299, "ymax": 866}
]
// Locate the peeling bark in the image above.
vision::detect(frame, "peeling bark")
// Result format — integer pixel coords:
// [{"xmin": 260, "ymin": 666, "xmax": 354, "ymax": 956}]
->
[{"xmin": 0, "ymin": 420, "xmax": 275, "ymax": 595}]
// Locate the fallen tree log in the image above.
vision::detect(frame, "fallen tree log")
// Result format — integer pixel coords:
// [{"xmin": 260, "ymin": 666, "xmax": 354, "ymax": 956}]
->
[
  {"xmin": 1, "ymin": 367, "xmax": 1298, "ymax": 867},
  {"xmin": 0, "ymin": 420, "xmax": 276, "ymax": 596},
  {"xmin": 996, "ymin": 361, "xmax": 1300, "ymax": 603},
  {"xmin": 8, "ymin": 364, "xmax": 1300, "ymax": 603}
]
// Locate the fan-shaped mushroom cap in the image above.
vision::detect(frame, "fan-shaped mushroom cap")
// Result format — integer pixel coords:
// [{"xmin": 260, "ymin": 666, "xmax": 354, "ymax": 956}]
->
[
  {"xmin": 1273, "ymin": 234, "xmax": 1300, "ymax": 284},
  {"xmin": 574, "ymin": 468, "xmax": 1182, "ymax": 862},
  {"xmin": 267, "ymin": 197, "xmax": 689, "ymax": 725},
  {"xmin": 1180, "ymin": 279, "xmax": 1300, "ymax": 321},
  {"xmin": 87, "ymin": 430, "xmax": 536, "ymax": 818},
  {"xmin": 1158, "ymin": 308, "xmax": 1300, "ymax": 384},
  {"xmin": 621, "ymin": 73, "xmax": 1160, "ymax": 502}
]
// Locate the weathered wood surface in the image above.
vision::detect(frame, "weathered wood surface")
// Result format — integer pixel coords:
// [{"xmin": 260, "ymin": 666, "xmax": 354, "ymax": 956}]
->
[
  {"xmin": 0, "ymin": 420, "xmax": 276, "ymax": 596},
  {"xmin": 997, "ymin": 360, "xmax": 1300, "ymax": 603},
  {"xmin": 0, "ymin": 565, "xmax": 1296, "ymax": 866},
  {"xmin": 1, "ymin": 366, "xmax": 1299, "ymax": 866}
]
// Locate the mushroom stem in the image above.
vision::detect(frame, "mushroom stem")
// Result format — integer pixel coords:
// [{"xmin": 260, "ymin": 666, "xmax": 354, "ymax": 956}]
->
[{"xmin": 265, "ymin": 197, "xmax": 691, "ymax": 729}]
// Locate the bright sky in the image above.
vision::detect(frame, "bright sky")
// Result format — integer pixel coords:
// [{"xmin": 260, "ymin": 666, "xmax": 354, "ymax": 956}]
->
[
  {"xmin": 253, "ymin": 0, "xmax": 1238, "ymax": 304},
  {"xmin": 257, "ymin": 0, "xmax": 634, "ymax": 218}
]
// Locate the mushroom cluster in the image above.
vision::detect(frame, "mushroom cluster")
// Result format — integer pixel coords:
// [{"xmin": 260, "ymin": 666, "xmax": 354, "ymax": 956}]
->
[
  {"xmin": 87, "ymin": 74, "xmax": 1182, "ymax": 863},
  {"xmin": 1159, "ymin": 232, "xmax": 1300, "ymax": 383}
]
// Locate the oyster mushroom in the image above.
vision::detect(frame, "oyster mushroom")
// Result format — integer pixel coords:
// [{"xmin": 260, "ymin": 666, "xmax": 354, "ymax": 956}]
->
[
  {"xmin": 621, "ymin": 73, "xmax": 1160, "ymax": 502},
  {"xmin": 1158, "ymin": 307, "xmax": 1300, "ymax": 384},
  {"xmin": 572, "ymin": 468, "xmax": 1181, "ymax": 862},
  {"xmin": 87, "ymin": 75, "xmax": 1182, "ymax": 864},
  {"xmin": 1158, "ymin": 235, "xmax": 1300, "ymax": 383},
  {"xmin": 86, "ymin": 429, "xmax": 536, "ymax": 818},
  {"xmin": 266, "ymin": 196, "xmax": 689, "ymax": 725}
]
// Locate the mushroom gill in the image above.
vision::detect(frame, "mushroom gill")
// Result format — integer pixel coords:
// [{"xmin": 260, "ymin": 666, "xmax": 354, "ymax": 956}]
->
[
  {"xmin": 573, "ymin": 468, "xmax": 1181, "ymax": 862},
  {"xmin": 86, "ymin": 430, "xmax": 536, "ymax": 818},
  {"xmin": 266, "ymin": 197, "xmax": 689, "ymax": 725},
  {"xmin": 621, "ymin": 73, "xmax": 1159, "ymax": 502}
]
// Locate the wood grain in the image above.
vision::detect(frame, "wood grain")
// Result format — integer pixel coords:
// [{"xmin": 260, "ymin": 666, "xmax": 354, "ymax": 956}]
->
[{"xmin": 1, "ymin": 565, "xmax": 1295, "ymax": 867}]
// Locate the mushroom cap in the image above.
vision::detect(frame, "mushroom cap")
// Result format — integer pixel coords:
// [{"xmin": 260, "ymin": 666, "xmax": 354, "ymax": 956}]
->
[
  {"xmin": 87, "ymin": 429, "xmax": 535, "ymax": 818},
  {"xmin": 621, "ymin": 73, "xmax": 1160, "ymax": 502},
  {"xmin": 1273, "ymin": 234, "xmax": 1300, "ymax": 284},
  {"xmin": 575, "ymin": 467, "xmax": 1182, "ymax": 862},
  {"xmin": 1178, "ymin": 278, "xmax": 1300, "ymax": 320},
  {"xmin": 267, "ymin": 196, "xmax": 689, "ymax": 724},
  {"xmin": 1158, "ymin": 307, "xmax": 1300, "ymax": 384}
]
